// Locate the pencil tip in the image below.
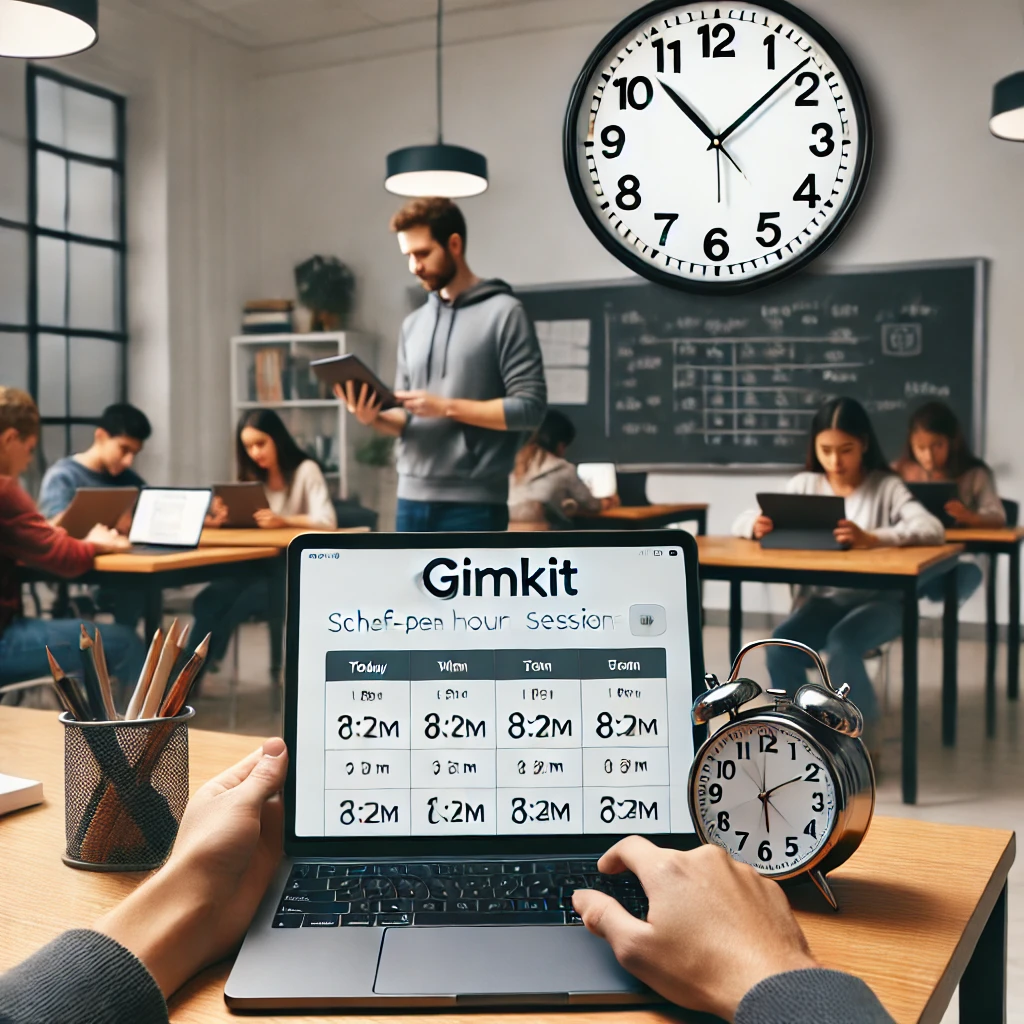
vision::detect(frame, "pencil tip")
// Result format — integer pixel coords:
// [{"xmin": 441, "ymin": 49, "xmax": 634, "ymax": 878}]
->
[
  {"xmin": 198, "ymin": 633, "xmax": 211, "ymax": 655},
  {"xmin": 46, "ymin": 647, "xmax": 62, "ymax": 675}
]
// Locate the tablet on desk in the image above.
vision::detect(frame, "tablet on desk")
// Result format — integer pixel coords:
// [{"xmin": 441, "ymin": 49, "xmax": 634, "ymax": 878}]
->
[
  {"xmin": 311, "ymin": 354, "xmax": 399, "ymax": 410},
  {"xmin": 213, "ymin": 482, "xmax": 270, "ymax": 528},
  {"xmin": 59, "ymin": 487, "xmax": 139, "ymax": 540},
  {"xmin": 757, "ymin": 492, "xmax": 846, "ymax": 550},
  {"xmin": 907, "ymin": 482, "xmax": 959, "ymax": 527}
]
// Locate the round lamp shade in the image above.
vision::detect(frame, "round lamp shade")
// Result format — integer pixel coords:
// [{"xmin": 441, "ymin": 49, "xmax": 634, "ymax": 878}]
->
[
  {"xmin": 384, "ymin": 143, "xmax": 488, "ymax": 198},
  {"xmin": 0, "ymin": 0, "xmax": 97, "ymax": 58},
  {"xmin": 991, "ymin": 71, "xmax": 1024, "ymax": 140}
]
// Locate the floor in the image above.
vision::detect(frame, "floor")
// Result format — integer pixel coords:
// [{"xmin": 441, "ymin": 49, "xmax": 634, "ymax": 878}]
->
[{"xmin": 190, "ymin": 622, "xmax": 1021, "ymax": 1024}]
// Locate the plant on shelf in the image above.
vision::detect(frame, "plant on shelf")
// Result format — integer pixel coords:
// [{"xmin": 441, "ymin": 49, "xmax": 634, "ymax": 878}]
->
[
  {"xmin": 355, "ymin": 435, "xmax": 395, "ymax": 467},
  {"xmin": 294, "ymin": 255, "xmax": 356, "ymax": 331}
]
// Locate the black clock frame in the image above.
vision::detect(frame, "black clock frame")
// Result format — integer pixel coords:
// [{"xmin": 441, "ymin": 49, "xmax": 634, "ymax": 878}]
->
[{"xmin": 562, "ymin": 0, "xmax": 873, "ymax": 295}]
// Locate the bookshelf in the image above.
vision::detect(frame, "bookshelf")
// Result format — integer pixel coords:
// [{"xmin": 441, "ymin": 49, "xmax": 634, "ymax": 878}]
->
[{"xmin": 230, "ymin": 332, "xmax": 377, "ymax": 502}]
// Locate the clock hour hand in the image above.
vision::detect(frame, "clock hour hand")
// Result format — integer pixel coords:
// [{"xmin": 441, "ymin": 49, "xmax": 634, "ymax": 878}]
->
[
  {"xmin": 715, "ymin": 56, "xmax": 812, "ymax": 146},
  {"xmin": 657, "ymin": 78, "xmax": 717, "ymax": 143}
]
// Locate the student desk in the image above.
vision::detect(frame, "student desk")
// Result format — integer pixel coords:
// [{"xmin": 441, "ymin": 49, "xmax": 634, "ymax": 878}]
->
[
  {"xmin": 199, "ymin": 527, "xmax": 369, "ymax": 549},
  {"xmin": 0, "ymin": 707, "xmax": 1012, "ymax": 1024},
  {"xmin": 576, "ymin": 503, "xmax": 708, "ymax": 534},
  {"xmin": 695, "ymin": 538, "xmax": 963, "ymax": 805},
  {"xmin": 945, "ymin": 527, "xmax": 1024, "ymax": 734}
]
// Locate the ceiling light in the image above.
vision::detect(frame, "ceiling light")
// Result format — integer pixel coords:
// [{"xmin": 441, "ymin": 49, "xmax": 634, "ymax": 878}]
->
[
  {"xmin": 990, "ymin": 71, "xmax": 1024, "ymax": 141},
  {"xmin": 0, "ymin": 0, "xmax": 97, "ymax": 59}
]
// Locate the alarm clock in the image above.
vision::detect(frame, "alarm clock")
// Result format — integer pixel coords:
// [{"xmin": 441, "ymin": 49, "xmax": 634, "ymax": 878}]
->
[
  {"xmin": 564, "ymin": 0, "xmax": 872, "ymax": 293},
  {"xmin": 688, "ymin": 638, "xmax": 874, "ymax": 909}
]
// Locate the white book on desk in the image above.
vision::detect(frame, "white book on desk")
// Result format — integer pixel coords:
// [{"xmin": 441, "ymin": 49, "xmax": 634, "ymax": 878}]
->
[{"xmin": 0, "ymin": 773, "xmax": 43, "ymax": 816}]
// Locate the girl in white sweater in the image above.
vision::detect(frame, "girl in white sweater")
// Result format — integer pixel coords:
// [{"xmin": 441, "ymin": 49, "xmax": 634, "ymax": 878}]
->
[{"xmin": 733, "ymin": 397, "xmax": 943, "ymax": 726}]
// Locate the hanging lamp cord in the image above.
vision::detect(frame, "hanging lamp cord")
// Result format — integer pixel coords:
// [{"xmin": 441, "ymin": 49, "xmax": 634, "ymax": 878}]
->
[{"xmin": 436, "ymin": 0, "xmax": 444, "ymax": 144}]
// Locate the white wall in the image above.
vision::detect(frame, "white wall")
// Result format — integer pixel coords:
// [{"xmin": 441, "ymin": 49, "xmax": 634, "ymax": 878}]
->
[{"xmin": 246, "ymin": 0, "xmax": 1024, "ymax": 618}]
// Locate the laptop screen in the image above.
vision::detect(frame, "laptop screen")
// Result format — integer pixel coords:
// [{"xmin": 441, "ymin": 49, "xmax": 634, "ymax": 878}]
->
[
  {"xmin": 289, "ymin": 534, "xmax": 702, "ymax": 850},
  {"xmin": 129, "ymin": 488, "xmax": 211, "ymax": 547}
]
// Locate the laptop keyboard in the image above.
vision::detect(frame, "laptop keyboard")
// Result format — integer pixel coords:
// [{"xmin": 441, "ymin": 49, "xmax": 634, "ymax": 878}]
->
[{"xmin": 272, "ymin": 861, "xmax": 648, "ymax": 929}]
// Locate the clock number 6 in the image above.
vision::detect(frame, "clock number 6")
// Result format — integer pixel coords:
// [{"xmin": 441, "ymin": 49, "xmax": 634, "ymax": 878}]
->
[
  {"xmin": 755, "ymin": 212, "xmax": 781, "ymax": 248},
  {"xmin": 615, "ymin": 175, "xmax": 641, "ymax": 210},
  {"xmin": 809, "ymin": 122, "xmax": 835, "ymax": 157},
  {"xmin": 654, "ymin": 212, "xmax": 679, "ymax": 245},
  {"xmin": 703, "ymin": 227, "xmax": 729, "ymax": 262}
]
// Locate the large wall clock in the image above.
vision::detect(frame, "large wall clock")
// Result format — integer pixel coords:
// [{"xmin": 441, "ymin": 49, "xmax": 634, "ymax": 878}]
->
[{"xmin": 564, "ymin": 0, "xmax": 872, "ymax": 293}]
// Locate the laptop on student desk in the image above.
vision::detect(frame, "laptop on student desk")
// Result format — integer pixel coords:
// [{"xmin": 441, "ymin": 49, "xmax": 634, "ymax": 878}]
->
[
  {"xmin": 127, "ymin": 487, "xmax": 212, "ymax": 555},
  {"xmin": 59, "ymin": 487, "xmax": 139, "ymax": 540},
  {"xmin": 757, "ymin": 493, "xmax": 846, "ymax": 550},
  {"xmin": 907, "ymin": 482, "xmax": 959, "ymax": 528},
  {"xmin": 225, "ymin": 530, "xmax": 706, "ymax": 1010}
]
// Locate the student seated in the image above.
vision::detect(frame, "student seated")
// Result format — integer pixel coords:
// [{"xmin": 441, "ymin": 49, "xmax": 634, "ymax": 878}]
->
[
  {"xmin": 0, "ymin": 388, "xmax": 145, "ymax": 695},
  {"xmin": 191, "ymin": 410, "xmax": 337, "ymax": 673},
  {"xmin": 733, "ymin": 397, "xmax": 943, "ymax": 737},
  {"xmin": 894, "ymin": 400, "xmax": 1005, "ymax": 605},
  {"xmin": 508, "ymin": 410, "xmax": 619, "ymax": 528},
  {"xmin": 0, "ymin": 737, "xmax": 894, "ymax": 1023}
]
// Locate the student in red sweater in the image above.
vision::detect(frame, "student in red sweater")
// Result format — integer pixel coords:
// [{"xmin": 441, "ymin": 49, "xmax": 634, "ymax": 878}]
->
[{"xmin": 0, "ymin": 387, "xmax": 145, "ymax": 693}]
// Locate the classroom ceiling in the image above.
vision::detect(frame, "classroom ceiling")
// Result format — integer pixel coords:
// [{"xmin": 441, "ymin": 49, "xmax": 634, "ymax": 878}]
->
[{"xmin": 132, "ymin": 0, "xmax": 524, "ymax": 49}]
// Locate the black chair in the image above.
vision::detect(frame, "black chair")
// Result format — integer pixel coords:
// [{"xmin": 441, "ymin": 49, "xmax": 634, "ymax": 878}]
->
[
  {"xmin": 615, "ymin": 471, "xmax": 649, "ymax": 507},
  {"xmin": 1003, "ymin": 498, "xmax": 1018, "ymax": 527},
  {"xmin": 333, "ymin": 498, "xmax": 379, "ymax": 531}
]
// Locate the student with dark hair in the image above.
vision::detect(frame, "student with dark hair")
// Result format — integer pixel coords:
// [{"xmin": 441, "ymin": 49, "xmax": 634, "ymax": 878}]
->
[
  {"xmin": 190, "ymin": 410, "xmax": 336, "ymax": 673},
  {"xmin": 733, "ymin": 397, "xmax": 943, "ymax": 735},
  {"xmin": 508, "ymin": 410, "xmax": 618, "ymax": 527}
]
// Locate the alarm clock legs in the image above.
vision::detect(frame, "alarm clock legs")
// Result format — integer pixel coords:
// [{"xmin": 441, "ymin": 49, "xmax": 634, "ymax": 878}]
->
[{"xmin": 808, "ymin": 868, "xmax": 838, "ymax": 911}]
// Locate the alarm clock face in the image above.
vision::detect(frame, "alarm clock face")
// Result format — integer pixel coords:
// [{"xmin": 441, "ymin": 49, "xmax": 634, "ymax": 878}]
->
[
  {"xmin": 692, "ymin": 719, "xmax": 836, "ymax": 875},
  {"xmin": 564, "ymin": 0, "xmax": 871, "ymax": 292}
]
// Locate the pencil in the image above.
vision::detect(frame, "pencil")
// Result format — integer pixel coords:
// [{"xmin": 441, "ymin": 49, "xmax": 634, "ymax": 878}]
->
[
  {"xmin": 91, "ymin": 625, "xmax": 117, "ymax": 720},
  {"xmin": 45, "ymin": 647, "xmax": 89, "ymax": 721},
  {"xmin": 78, "ymin": 627, "xmax": 108, "ymax": 721},
  {"xmin": 125, "ymin": 628, "xmax": 163, "ymax": 721},
  {"xmin": 139, "ymin": 619, "xmax": 180, "ymax": 720},
  {"xmin": 81, "ymin": 624, "xmax": 117, "ymax": 721},
  {"xmin": 160, "ymin": 632, "xmax": 210, "ymax": 718}
]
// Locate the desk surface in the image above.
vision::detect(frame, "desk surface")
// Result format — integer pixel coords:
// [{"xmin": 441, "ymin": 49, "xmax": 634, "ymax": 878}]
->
[
  {"xmin": 92, "ymin": 545, "xmax": 280, "ymax": 574},
  {"xmin": 0, "ymin": 706, "xmax": 1012, "ymax": 1024},
  {"xmin": 199, "ymin": 527, "xmax": 368, "ymax": 549},
  {"xmin": 697, "ymin": 536, "xmax": 963, "ymax": 577},
  {"xmin": 946, "ymin": 526, "xmax": 1024, "ymax": 544},
  {"xmin": 591, "ymin": 503, "xmax": 708, "ymax": 522}
]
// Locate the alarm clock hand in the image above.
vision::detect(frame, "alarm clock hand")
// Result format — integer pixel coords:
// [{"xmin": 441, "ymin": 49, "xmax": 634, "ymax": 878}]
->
[
  {"xmin": 714, "ymin": 56, "xmax": 812, "ymax": 146},
  {"xmin": 658, "ymin": 79, "xmax": 747, "ymax": 184},
  {"xmin": 764, "ymin": 774, "xmax": 803, "ymax": 799}
]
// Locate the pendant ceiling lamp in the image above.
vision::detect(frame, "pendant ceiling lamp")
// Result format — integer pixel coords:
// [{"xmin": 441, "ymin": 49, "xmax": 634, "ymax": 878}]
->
[
  {"xmin": 0, "ymin": 0, "xmax": 97, "ymax": 58},
  {"xmin": 384, "ymin": 0, "xmax": 487, "ymax": 198},
  {"xmin": 991, "ymin": 70, "xmax": 1024, "ymax": 141}
]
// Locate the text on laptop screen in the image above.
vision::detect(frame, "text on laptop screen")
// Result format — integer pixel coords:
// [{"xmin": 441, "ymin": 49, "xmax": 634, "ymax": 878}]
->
[
  {"xmin": 294, "ymin": 544, "xmax": 696, "ymax": 838},
  {"xmin": 129, "ymin": 489, "xmax": 210, "ymax": 546}
]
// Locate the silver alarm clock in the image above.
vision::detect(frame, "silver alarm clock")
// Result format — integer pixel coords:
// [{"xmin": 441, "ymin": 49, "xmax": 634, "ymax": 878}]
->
[{"xmin": 688, "ymin": 639, "xmax": 875, "ymax": 909}]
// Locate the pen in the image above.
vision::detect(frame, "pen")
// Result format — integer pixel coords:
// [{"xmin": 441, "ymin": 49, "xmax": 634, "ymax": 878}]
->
[
  {"xmin": 125, "ymin": 627, "xmax": 162, "ymax": 721},
  {"xmin": 160, "ymin": 632, "xmax": 210, "ymax": 718},
  {"xmin": 45, "ymin": 647, "xmax": 89, "ymax": 721},
  {"xmin": 77, "ymin": 627, "xmax": 108, "ymax": 721}
]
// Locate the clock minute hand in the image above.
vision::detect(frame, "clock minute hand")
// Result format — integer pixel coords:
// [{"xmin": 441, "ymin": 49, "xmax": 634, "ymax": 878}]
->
[{"xmin": 716, "ymin": 56, "xmax": 812, "ymax": 146}]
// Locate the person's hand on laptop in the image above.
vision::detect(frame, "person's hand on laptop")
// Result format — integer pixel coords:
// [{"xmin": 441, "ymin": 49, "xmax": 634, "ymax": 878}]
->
[
  {"xmin": 944, "ymin": 498, "xmax": 976, "ymax": 526},
  {"xmin": 253, "ymin": 508, "xmax": 288, "ymax": 529},
  {"xmin": 752, "ymin": 514, "xmax": 774, "ymax": 539},
  {"xmin": 85, "ymin": 523, "xmax": 131, "ymax": 553},
  {"xmin": 205, "ymin": 496, "xmax": 229, "ymax": 528},
  {"xmin": 93, "ymin": 738, "xmax": 288, "ymax": 998},
  {"xmin": 339, "ymin": 380, "xmax": 383, "ymax": 426},
  {"xmin": 833, "ymin": 519, "xmax": 879, "ymax": 549},
  {"xmin": 573, "ymin": 837, "xmax": 817, "ymax": 1023}
]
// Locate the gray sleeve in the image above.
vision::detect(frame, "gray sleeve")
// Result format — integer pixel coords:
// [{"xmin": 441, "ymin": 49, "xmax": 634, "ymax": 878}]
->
[
  {"xmin": 965, "ymin": 467, "xmax": 1006, "ymax": 522},
  {"xmin": 560, "ymin": 465, "xmax": 602, "ymax": 513},
  {"xmin": 874, "ymin": 477, "xmax": 945, "ymax": 546},
  {"xmin": 37, "ymin": 465, "xmax": 75, "ymax": 519},
  {"xmin": 0, "ymin": 929, "xmax": 167, "ymax": 1024},
  {"xmin": 736, "ymin": 968, "xmax": 894, "ymax": 1024},
  {"xmin": 497, "ymin": 303, "xmax": 547, "ymax": 432},
  {"xmin": 394, "ymin": 325, "xmax": 411, "ymax": 392}
]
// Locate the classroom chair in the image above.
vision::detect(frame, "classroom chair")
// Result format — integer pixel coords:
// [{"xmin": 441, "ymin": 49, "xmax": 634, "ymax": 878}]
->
[{"xmin": 615, "ymin": 471, "xmax": 649, "ymax": 506}]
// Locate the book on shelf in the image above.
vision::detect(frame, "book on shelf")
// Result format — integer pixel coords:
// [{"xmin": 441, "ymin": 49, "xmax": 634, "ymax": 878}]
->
[
  {"xmin": 253, "ymin": 347, "xmax": 287, "ymax": 402},
  {"xmin": 243, "ymin": 312, "xmax": 293, "ymax": 334},
  {"xmin": 244, "ymin": 298, "xmax": 294, "ymax": 312}
]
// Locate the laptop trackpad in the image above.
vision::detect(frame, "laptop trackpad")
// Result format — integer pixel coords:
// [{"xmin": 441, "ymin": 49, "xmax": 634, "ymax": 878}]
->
[{"xmin": 373, "ymin": 926, "xmax": 645, "ymax": 997}]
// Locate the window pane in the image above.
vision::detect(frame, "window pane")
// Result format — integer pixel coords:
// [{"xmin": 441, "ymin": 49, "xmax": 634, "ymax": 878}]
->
[
  {"xmin": 37, "ymin": 333, "xmax": 67, "ymax": 417},
  {"xmin": 37, "ymin": 236, "xmax": 67, "ymax": 327},
  {"xmin": 70, "ymin": 423, "xmax": 96, "ymax": 454},
  {"xmin": 35, "ymin": 76, "xmax": 65, "ymax": 150},
  {"xmin": 69, "ymin": 337, "xmax": 121, "ymax": 416},
  {"xmin": 68, "ymin": 161, "xmax": 118, "ymax": 240},
  {"xmin": 64, "ymin": 87, "xmax": 116, "ymax": 160},
  {"xmin": 69, "ymin": 243, "xmax": 118, "ymax": 331},
  {"xmin": 0, "ymin": 333, "xmax": 28, "ymax": 390},
  {"xmin": 0, "ymin": 227, "xmax": 27, "ymax": 324},
  {"xmin": 41, "ymin": 424, "xmax": 68, "ymax": 467},
  {"xmin": 0, "ymin": 136, "xmax": 26, "ymax": 223},
  {"xmin": 36, "ymin": 150, "xmax": 67, "ymax": 231}
]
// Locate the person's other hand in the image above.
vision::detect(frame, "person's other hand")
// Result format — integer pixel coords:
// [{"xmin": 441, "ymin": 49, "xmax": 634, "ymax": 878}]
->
[
  {"xmin": 94, "ymin": 738, "xmax": 288, "ymax": 998},
  {"xmin": 205, "ymin": 496, "xmax": 229, "ymax": 528},
  {"xmin": 573, "ymin": 838, "xmax": 817, "ymax": 1022},
  {"xmin": 752, "ymin": 515, "xmax": 774, "ymax": 539},
  {"xmin": 944, "ymin": 499, "xmax": 976, "ymax": 526},
  {"xmin": 85, "ymin": 523, "xmax": 131, "ymax": 553},
  {"xmin": 253, "ymin": 509, "xmax": 288, "ymax": 529},
  {"xmin": 601, "ymin": 494, "xmax": 622, "ymax": 510},
  {"xmin": 396, "ymin": 389, "xmax": 450, "ymax": 418},
  {"xmin": 339, "ymin": 381, "xmax": 383, "ymax": 425},
  {"xmin": 834, "ymin": 519, "xmax": 877, "ymax": 548}
]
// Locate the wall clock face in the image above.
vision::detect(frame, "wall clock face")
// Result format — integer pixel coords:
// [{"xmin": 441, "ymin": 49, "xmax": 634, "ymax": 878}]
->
[{"xmin": 564, "ymin": 0, "xmax": 872, "ymax": 293}]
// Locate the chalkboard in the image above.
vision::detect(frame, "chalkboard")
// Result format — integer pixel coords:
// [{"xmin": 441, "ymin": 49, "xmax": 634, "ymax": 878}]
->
[{"xmin": 518, "ymin": 259, "xmax": 986, "ymax": 469}]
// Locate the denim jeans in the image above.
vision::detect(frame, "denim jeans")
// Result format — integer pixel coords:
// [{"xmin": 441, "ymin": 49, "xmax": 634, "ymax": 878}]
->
[
  {"xmin": 919, "ymin": 559, "xmax": 984, "ymax": 606},
  {"xmin": 0, "ymin": 616, "xmax": 145, "ymax": 704},
  {"xmin": 190, "ymin": 578, "xmax": 271, "ymax": 667},
  {"xmin": 766, "ymin": 597, "xmax": 904, "ymax": 723},
  {"xmin": 396, "ymin": 499, "xmax": 509, "ymax": 533}
]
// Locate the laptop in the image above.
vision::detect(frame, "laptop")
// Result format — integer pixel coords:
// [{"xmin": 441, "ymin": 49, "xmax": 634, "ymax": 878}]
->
[
  {"xmin": 225, "ymin": 530, "xmax": 705, "ymax": 1010},
  {"xmin": 757, "ymin": 492, "xmax": 846, "ymax": 550},
  {"xmin": 127, "ymin": 487, "xmax": 212, "ymax": 555},
  {"xmin": 907, "ymin": 482, "xmax": 959, "ymax": 528},
  {"xmin": 213, "ymin": 482, "xmax": 270, "ymax": 528},
  {"xmin": 58, "ymin": 486, "xmax": 139, "ymax": 540}
]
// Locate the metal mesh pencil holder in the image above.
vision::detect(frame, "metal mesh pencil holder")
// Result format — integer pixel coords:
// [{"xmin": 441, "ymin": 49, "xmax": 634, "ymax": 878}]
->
[{"xmin": 60, "ymin": 707, "xmax": 194, "ymax": 872}]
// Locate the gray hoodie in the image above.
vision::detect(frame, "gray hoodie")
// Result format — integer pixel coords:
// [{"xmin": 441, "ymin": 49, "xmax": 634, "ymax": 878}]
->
[{"xmin": 395, "ymin": 279, "xmax": 546, "ymax": 505}]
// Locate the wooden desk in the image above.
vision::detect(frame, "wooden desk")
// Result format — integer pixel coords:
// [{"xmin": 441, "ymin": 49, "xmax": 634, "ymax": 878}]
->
[
  {"xmin": 696, "ymin": 538, "xmax": 964, "ymax": 804},
  {"xmin": 577, "ymin": 503, "xmax": 708, "ymax": 534},
  {"xmin": 946, "ymin": 527, "xmax": 1024, "ymax": 731},
  {"xmin": 199, "ymin": 527, "xmax": 369, "ymax": 550},
  {"xmin": 0, "ymin": 707, "xmax": 1012, "ymax": 1024}
]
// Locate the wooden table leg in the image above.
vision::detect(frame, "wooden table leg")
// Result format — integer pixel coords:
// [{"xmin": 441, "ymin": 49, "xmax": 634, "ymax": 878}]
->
[
  {"xmin": 986, "ymin": 553, "xmax": 998, "ymax": 737},
  {"xmin": 942, "ymin": 568, "xmax": 958, "ymax": 748},
  {"xmin": 959, "ymin": 882, "xmax": 1007, "ymax": 1022},
  {"xmin": 1008, "ymin": 545, "xmax": 1020, "ymax": 701},
  {"xmin": 901, "ymin": 589, "xmax": 919, "ymax": 805},
  {"xmin": 729, "ymin": 579, "xmax": 743, "ymax": 663}
]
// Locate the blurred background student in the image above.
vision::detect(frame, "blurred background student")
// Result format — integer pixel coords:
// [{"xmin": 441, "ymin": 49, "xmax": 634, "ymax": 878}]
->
[
  {"xmin": 190, "ymin": 410, "xmax": 336, "ymax": 676},
  {"xmin": 733, "ymin": 397, "xmax": 943, "ymax": 746},
  {"xmin": 894, "ymin": 400, "xmax": 1006, "ymax": 604},
  {"xmin": 508, "ymin": 410, "xmax": 619, "ymax": 529}
]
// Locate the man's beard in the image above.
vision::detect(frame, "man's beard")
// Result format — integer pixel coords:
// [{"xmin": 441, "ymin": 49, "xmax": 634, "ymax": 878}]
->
[{"xmin": 417, "ymin": 251, "xmax": 457, "ymax": 293}]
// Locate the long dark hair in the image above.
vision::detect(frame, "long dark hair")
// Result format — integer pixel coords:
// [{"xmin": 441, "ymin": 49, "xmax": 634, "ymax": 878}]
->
[
  {"xmin": 805, "ymin": 397, "xmax": 892, "ymax": 474},
  {"xmin": 513, "ymin": 410, "xmax": 577, "ymax": 479},
  {"xmin": 235, "ymin": 409, "xmax": 312, "ymax": 488},
  {"xmin": 901, "ymin": 401, "xmax": 986, "ymax": 478}
]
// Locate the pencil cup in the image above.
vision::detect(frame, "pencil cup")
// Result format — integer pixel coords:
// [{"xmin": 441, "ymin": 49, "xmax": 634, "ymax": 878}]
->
[{"xmin": 60, "ymin": 708, "xmax": 194, "ymax": 872}]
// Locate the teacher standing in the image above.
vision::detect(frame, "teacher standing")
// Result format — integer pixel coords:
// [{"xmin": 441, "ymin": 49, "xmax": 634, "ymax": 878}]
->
[{"xmin": 340, "ymin": 198, "xmax": 546, "ymax": 532}]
